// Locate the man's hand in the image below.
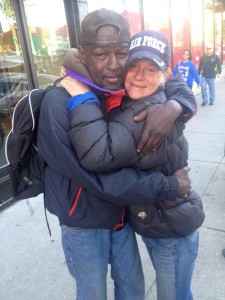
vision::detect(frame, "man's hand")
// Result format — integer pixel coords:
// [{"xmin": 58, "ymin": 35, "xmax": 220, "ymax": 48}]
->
[
  {"xmin": 134, "ymin": 100, "xmax": 182, "ymax": 153},
  {"xmin": 60, "ymin": 66, "xmax": 67, "ymax": 78},
  {"xmin": 173, "ymin": 166, "xmax": 191, "ymax": 198},
  {"xmin": 60, "ymin": 76, "xmax": 90, "ymax": 96}
]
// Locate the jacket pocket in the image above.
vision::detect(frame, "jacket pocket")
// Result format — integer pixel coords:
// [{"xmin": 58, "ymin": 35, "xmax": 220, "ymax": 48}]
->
[{"xmin": 69, "ymin": 186, "xmax": 82, "ymax": 217}]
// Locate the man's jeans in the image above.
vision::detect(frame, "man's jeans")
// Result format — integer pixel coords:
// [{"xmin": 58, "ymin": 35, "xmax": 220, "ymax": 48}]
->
[
  {"xmin": 201, "ymin": 76, "xmax": 216, "ymax": 104},
  {"xmin": 142, "ymin": 230, "xmax": 199, "ymax": 300},
  {"xmin": 61, "ymin": 223, "xmax": 144, "ymax": 300}
]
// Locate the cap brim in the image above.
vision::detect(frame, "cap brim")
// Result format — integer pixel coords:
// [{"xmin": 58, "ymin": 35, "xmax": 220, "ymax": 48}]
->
[{"xmin": 127, "ymin": 50, "xmax": 166, "ymax": 71}]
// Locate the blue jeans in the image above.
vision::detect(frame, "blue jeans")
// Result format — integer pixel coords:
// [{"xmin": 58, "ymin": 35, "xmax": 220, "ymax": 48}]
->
[
  {"xmin": 142, "ymin": 230, "xmax": 199, "ymax": 300},
  {"xmin": 201, "ymin": 76, "xmax": 216, "ymax": 104},
  {"xmin": 61, "ymin": 222, "xmax": 144, "ymax": 300}
]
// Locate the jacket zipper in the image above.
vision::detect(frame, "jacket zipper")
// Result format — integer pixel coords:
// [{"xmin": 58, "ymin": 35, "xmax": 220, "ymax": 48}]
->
[{"xmin": 69, "ymin": 186, "xmax": 82, "ymax": 218}]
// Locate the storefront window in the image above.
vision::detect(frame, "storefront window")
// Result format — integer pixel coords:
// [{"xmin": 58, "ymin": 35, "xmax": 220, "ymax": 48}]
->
[
  {"xmin": 0, "ymin": 0, "xmax": 69, "ymax": 168},
  {"xmin": 204, "ymin": 0, "xmax": 214, "ymax": 45},
  {"xmin": 214, "ymin": 0, "xmax": 223, "ymax": 60},
  {"xmin": 171, "ymin": 0, "xmax": 190, "ymax": 67},
  {"xmin": 143, "ymin": 0, "xmax": 170, "ymax": 33},
  {"xmin": 0, "ymin": 0, "xmax": 27, "ymax": 166},
  {"xmin": 143, "ymin": 0, "xmax": 171, "ymax": 66},
  {"xmin": 190, "ymin": 0, "xmax": 204, "ymax": 66},
  {"xmin": 23, "ymin": 0, "xmax": 70, "ymax": 81},
  {"xmin": 86, "ymin": 0, "xmax": 142, "ymax": 36},
  {"xmin": 223, "ymin": 10, "xmax": 225, "ymax": 63}
]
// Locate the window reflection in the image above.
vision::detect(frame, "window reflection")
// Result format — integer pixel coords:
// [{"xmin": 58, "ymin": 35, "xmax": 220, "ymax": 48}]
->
[
  {"xmin": 204, "ymin": 1, "xmax": 214, "ymax": 45},
  {"xmin": 0, "ymin": 0, "xmax": 26, "ymax": 166},
  {"xmin": 171, "ymin": 0, "xmax": 190, "ymax": 67},
  {"xmin": 0, "ymin": 0, "xmax": 70, "ymax": 167},
  {"xmin": 190, "ymin": 0, "xmax": 204, "ymax": 66},
  {"xmin": 24, "ymin": 0, "xmax": 70, "ymax": 80},
  {"xmin": 215, "ymin": 1, "xmax": 222, "ymax": 60},
  {"xmin": 143, "ymin": 0, "xmax": 171, "ymax": 66},
  {"xmin": 86, "ymin": 0, "xmax": 142, "ymax": 36}
]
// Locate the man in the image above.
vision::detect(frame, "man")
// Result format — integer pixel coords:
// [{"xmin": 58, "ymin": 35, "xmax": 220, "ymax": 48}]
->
[
  {"xmin": 37, "ymin": 9, "xmax": 195, "ymax": 300},
  {"xmin": 198, "ymin": 43, "xmax": 222, "ymax": 106}
]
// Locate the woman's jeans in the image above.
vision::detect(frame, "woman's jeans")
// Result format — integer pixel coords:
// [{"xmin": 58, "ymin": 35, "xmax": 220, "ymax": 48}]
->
[
  {"xmin": 61, "ymin": 222, "xmax": 144, "ymax": 300},
  {"xmin": 142, "ymin": 230, "xmax": 199, "ymax": 300},
  {"xmin": 201, "ymin": 76, "xmax": 216, "ymax": 104}
]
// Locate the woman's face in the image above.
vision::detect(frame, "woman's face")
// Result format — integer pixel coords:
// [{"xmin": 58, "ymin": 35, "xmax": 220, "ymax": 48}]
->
[
  {"xmin": 182, "ymin": 50, "xmax": 190, "ymax": 61},
  {"xmin": 125, "ymin": 59, "xmax": 165, "ymax": 100}
]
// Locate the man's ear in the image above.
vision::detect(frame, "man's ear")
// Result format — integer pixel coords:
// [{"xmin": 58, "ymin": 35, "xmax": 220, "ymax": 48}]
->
[
  {"xmin": 78, "ymin": 46, "xmax": 87, "ymax": 65},
  {"xmin": 76, "ymin": 46, "xmax": 93, "ymax": 81}
]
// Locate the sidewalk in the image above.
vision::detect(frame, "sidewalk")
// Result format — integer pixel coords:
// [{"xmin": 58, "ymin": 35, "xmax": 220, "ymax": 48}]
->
[{"xmin": 1, "ymin": 75, "xmax": 225, "ymax": 300}]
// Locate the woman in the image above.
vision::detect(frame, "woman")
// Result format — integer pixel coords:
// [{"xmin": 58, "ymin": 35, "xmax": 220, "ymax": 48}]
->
[
  {"xmin": 172, "ymin": 49, "xmax": 200, "ymax": 90},
  {"xmin": 61, "ymin": 30, "xmax": 204, "ymax": 300}
]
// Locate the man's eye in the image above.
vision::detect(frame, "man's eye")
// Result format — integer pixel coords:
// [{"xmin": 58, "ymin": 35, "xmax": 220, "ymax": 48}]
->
[
  {"xmin": 118, "ymin": 52, "xmax": 128, "ymax": 58},
  {"xmin": 96, "ymin": 53, "xmax": 106, "ymax": 57}
]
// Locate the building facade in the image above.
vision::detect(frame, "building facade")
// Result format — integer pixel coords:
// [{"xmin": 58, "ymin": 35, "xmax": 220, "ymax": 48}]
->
[{"xmin": 0, "ymin": 0, "xmax": 225, "ymax": 209}]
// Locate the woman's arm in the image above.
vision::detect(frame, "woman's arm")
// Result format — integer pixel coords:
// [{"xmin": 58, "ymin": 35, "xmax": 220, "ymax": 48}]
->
[
  {"xmin": 172, "ymin": 63, "xmax": 178, "ymax": 76},
  {"xmin": 191, "ymin": 62, "xmax": 201, "ymax": 86}
]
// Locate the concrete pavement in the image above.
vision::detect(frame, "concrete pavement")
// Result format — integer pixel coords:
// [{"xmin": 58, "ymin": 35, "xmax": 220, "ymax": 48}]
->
[{"xmin": 1, "ymin": 75, "xmax": 225, "ymax": 300}]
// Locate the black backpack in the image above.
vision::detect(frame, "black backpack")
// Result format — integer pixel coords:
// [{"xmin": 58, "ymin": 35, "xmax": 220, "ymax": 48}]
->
[{"xmin": 5, "ymin": 79, "xmax": 61, "ymax": 201}]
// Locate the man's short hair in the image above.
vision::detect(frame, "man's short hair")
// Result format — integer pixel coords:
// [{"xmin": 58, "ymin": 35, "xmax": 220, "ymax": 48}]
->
[
  {"xmin": 80, "ymin": 8, "xmax": 130, "ymax": 46},
  {"xmin": 205, "ymin": 43, "xmax": 213, "ymax": 49}
]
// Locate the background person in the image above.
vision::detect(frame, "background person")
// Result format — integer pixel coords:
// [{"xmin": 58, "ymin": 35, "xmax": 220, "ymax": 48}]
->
[
  {"xmin": 62, "ymin": 29, "xmax": 204, "ymax": 300},
  {"xmin": 198, "ymin": 43, "xmax": 222, "ymax": 106},
  {"xmin": 38, "ymin": 9, "xmax": 195, "ymax": 299},
  {"xmin": 172, "ymin": 49, "xmax": 200, "ymax": 90}
]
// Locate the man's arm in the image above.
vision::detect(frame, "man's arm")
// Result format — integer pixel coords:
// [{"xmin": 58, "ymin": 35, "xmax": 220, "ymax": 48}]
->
[
  {"xmin": 198, "ymin": 57, "xmax": 203, "ymax": 75},
  {"xmin": 38, "ymin": 87, "xmax": 190, "ymax": 205},
  {"xmin": 61, "ymin": 50, "xmax": 196, "ymax": 155},
  {"xmin": 192, "ymin": 63, "xmax": 201, "ymax": 86},
  {"xmin": 134, "ymin": 77, "xmax": 197, "ymax": 153},
  {"xmin": 216, "ymin": 55, "xmax": 222, "ymax": 74}
]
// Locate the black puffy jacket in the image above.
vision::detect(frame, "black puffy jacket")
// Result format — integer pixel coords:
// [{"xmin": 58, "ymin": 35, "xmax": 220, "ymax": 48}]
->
[
  {"xmin": 37, "ymin": 49, "xmax": 199, "ymax": 231},
  {"xmin": 37, "ymin": 87, "xmax": 180, "ymax": 229},
  {"xmin": 68, "ymin": 85, "xmax": 204, "ymax": 238}
]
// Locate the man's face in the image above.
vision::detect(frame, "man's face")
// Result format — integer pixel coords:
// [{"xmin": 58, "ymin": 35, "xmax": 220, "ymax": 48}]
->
[
  {"xmin": 125, "ymin": 59, "xmax": 165, "ymax": 100},
  {"xmin": 79, "ymin": 26, "xmax": 129, "ymax": 90},
  {"xmin": 205, "ymin": 47, "xmax": 213, "ymax": 56}
]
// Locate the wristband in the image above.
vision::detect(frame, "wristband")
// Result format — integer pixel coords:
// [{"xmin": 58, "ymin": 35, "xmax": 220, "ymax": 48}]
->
[{"xmin": 67, "ymin": 91, "xmax": 99, "ymax": 111}]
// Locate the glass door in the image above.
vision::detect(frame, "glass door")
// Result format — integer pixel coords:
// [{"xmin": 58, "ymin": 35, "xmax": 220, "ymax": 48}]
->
[
  {"xmin": 23, "ymin": 0, "xmax": 70, "ymax": 82},
  {"xmin": 0, "ymin": 0, "xmax": 27, "ymax": 167}
]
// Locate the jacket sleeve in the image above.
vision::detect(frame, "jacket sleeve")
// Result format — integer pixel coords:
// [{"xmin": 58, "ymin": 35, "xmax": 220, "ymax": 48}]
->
[
  {"xmin": 165, "ymin": 77, "xmax": 197, "ymax": 122},
  {"xmin": 216, "ymin": 55, "xmax": 222, "ymax": 74},
  {"xmin": 37, "ymin": 87, "xmax": 179, "ymax": 205},
  {"xmin": 68, "ymin": 101, "xmax": 167, "ymax": 172},
  {"xmin": 191, "ymin": 62, "xmax": 201, "ymax": 85},
  {"xmin": 172, "ymin": 63, "xmax": 178, "ymax": 76}
]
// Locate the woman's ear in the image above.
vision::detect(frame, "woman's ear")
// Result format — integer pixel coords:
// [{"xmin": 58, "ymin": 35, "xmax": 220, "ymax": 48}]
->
[
  {"xmin": 159, "ymin": 68, "xmax": 168, "ymax": 84},
  {"xmin": 164, "ymin": 67, "xmax": 170, "ymax": 78}
]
